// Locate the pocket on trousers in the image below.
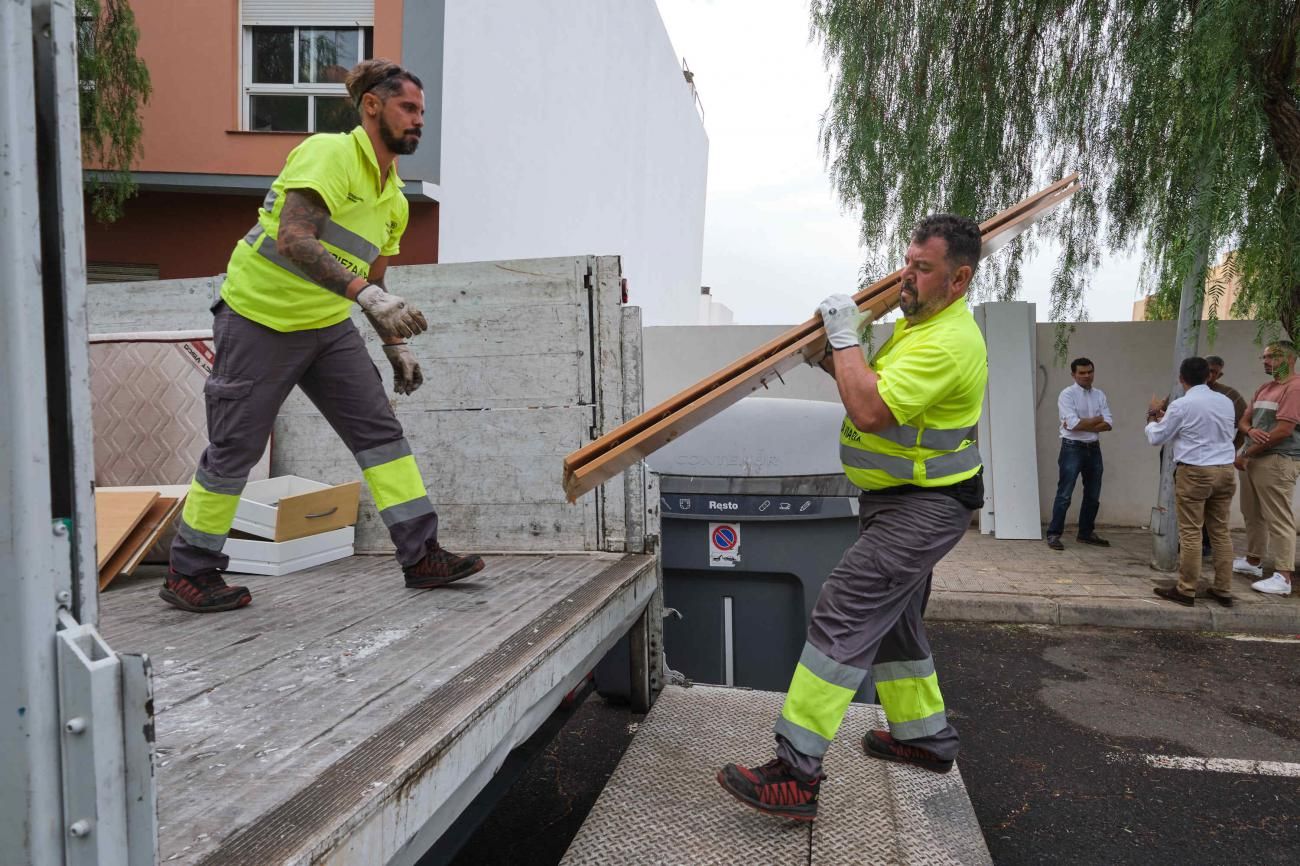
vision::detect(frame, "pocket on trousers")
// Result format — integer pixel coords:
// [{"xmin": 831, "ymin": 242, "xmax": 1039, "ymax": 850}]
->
[
  {"xmin": 204, "ymin": 375, "xmax": 255, "ymax": 446},
  {"xmin": 204, "ymin": 375, "xmax": 253, "ymax": 401}
]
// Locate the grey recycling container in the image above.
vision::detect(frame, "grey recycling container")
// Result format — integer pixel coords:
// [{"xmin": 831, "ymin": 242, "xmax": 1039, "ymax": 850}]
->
[{"xmin": 596, "ymin": 398, "xmax": 869, "ymax": 699}]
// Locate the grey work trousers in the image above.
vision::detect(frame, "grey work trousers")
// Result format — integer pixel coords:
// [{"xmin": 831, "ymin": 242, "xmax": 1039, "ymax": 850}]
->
[
  {"xmin": 776, "ymin": 489, "xmax": 969, "ymax": 779},
  {"xmin": 170, "ymin": 301, "xmax": 439, "ymax": 575}
]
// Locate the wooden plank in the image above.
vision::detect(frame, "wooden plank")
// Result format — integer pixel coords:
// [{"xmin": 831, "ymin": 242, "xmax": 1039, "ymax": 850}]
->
[
  {"xmin": 95, "ymin": 490, "xmax": 159, "ymax": 570},
  {"xmin": 98, "ymin": 495, "xmax": 179, "ymax": 589},
  {"xmin": 121, "ymin": 495, "xmax": 186, "ymax": 575},
  {"xmin": 562, "ymin": 176, "xmax": 1082, "ymax": 501}
]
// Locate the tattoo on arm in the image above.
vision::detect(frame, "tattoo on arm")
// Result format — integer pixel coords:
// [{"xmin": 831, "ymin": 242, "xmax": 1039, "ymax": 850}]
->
[{"xmin": 276, "ymin": 189, "xmax": 360, "ymax": 295}]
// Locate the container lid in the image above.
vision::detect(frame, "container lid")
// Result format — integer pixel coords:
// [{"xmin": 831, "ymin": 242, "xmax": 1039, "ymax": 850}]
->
[{"xmin": 646, "ymin": 398, "xmax": 845, "ymax": 478}]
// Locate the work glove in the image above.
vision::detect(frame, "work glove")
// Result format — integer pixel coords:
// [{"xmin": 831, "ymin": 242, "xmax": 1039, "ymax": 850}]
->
[
  {"xmin": 357, "ymin": 284, "xmax": 428, "ymax": 340},
  {"xmin": 382, "ymin": 342, "xmax": 424, "ymax": 396},
  {"xmin": 818, "ymin": 294, "xmax": 865, "ymax": 349},
  {"xmin": 808, "ymin": 295, "xmax": 874, "ymax": 367}
]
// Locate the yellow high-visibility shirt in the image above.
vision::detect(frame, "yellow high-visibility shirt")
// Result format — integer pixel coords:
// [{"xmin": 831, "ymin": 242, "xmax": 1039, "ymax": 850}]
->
[
  {"xmin": 840, "ymin": 298, "xmax": 988, "ymax": 489},
  {"xmin": 220, "ymin": 126, "xmax": 409, "ymax": 332}
]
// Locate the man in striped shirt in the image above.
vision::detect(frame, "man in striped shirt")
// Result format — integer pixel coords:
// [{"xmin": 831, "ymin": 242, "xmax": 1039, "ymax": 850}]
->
[{"xmin": 1232, "ymin": 341, "xmax": 1300, "ymax": 596}]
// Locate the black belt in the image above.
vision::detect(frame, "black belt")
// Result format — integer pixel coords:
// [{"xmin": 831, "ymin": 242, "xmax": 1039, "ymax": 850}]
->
[{"xmin": 1062, "ymin": 439, "xmax": 1100, "ymax": 447}]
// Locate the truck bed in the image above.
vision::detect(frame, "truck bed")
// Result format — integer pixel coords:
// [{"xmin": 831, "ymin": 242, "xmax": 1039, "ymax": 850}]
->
[{"xmin": 98, "ymin": 552, "xmax": 657, "ymax": 865}]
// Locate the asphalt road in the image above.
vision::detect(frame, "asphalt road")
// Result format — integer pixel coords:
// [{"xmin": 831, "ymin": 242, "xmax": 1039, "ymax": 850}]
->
[
  {"xmin": 445, "ymin": 624, "xmax": 1299, "ymax": 865},
  {"xmin": 934, "ymin": 623, "xmax": 1300, "ymax": 865}
]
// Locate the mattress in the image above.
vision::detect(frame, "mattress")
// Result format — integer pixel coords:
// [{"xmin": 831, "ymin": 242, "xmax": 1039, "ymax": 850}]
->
[{"xmin": 90, "ymin": 331, "xmax": 272, "ymax": 560}]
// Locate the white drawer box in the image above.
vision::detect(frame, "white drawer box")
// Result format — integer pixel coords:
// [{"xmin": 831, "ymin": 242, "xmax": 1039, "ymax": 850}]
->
[
  {"xmin": 232, "ymin": 475, "xmax": 361, "ymax": 542},
  {"xmin": 224, "ymin": 526, "xmax": 355, "ymax": 576}
]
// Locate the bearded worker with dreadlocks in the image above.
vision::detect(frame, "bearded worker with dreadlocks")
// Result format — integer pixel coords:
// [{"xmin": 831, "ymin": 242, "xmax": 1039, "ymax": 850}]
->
[
  {"xmin": 717, "ymin": 214, "xmax": 987, "ymax": 821},
  {"xmin": 162, "ymin": 59, "xmax": 484, "ymax": 613}
]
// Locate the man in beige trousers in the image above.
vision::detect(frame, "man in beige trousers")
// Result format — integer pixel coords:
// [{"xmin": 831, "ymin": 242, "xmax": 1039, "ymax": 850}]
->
[
  {"xmin": 1144, "ymin": 357, "xmax": 1238, "ymax": 606},
  {"xmin": 1233, "ymin": 341, "xmax": 1300, "ymax": 596}
]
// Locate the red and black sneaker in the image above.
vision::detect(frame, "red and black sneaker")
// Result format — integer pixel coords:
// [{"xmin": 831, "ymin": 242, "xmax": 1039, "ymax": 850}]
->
[
  {"xmin": 863, "ymin": 730, "xmax": 953, "ymax": 773},
  {"xmin": 404, "ymin": 544, "xmax": 485, "ymax": 589},
  {"xmin": 159, "ymin": 569, "xmax": 251, "ymax": 613},
  {"xmin": 716, "ymin": 757, "xmax": 821, "ymax": 821}
]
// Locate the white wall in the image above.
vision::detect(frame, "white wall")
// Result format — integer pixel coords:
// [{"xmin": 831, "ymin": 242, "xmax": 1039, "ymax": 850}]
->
[
  {"xmin": 645, "ymin": 318, "xmax": 1300, "ymax": 529},
  {"xmin": 437, "ymin": 0, "xmax": 708, "ymax": 325}
]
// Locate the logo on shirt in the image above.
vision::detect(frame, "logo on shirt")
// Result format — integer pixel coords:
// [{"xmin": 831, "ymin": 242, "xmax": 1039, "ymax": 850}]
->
[
  {"xmin": 386, "ymin": 219, "xmax": 399, "ymax": 234},
  {"xmin": 346, "ymin": 192, "xmax": 364, "ymax": 204}
]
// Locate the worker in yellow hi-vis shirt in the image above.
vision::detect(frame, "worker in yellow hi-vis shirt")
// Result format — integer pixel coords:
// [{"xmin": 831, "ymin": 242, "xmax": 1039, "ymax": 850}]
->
[
  {"xmin": 164, "ymin": 59, "xmax": 484, "ymax": 614},
  {"xmin": 717, "ymin": 214, "xmax": 988, "ymax": 821}
]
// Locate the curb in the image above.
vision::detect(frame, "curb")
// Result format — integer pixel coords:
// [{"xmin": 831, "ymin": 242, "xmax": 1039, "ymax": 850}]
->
[{"xmin": 929, "ymin": 591, "xmax": 1300, "ymax": 636}]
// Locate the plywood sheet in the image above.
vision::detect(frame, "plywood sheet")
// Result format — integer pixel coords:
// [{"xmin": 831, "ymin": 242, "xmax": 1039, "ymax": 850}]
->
[
  {"xmin": 95, "ymin": 490, "xmax": 159, "ymax": 570},
  {"xmin": 562, "ymin": 176, "xmax": 1082, "ymax": 501},
  {"xmin": 98, "ymin": 495, "xmax": 180, "ymax": 589}
]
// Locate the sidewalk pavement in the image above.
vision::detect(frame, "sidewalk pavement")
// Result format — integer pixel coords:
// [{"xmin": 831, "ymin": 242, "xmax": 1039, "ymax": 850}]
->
[{"xmin": 930, "ymin": 528, "xmax": 1300, "ymax": 635}]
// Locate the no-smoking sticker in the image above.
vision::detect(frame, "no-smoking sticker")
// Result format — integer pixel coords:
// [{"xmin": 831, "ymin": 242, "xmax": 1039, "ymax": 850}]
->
[{"xmin": 709, "ymin": 522, "xmax": 741, "ymax": 568}]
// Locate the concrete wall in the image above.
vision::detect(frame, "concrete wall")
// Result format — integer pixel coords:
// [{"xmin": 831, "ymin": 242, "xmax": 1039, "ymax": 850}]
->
[
  {"xmin": 645, "ymin": 318, "xmax": 1297, "ymax": 530},
  {"xmin": 437, "ymin": 0, "xmax": 709, "ymax": 326}
]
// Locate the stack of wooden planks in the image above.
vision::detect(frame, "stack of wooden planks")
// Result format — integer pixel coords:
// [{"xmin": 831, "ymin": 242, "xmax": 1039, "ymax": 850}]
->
[
  {"xmin": 95, "ymin": 485, "xmax": 188, "ymax": 589},
  {"xmin": 562, "ymin": 175, "xmax": 1082, "ymax": 502}
]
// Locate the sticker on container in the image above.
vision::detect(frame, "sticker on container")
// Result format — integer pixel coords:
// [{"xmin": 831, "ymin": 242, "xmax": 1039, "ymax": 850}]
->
[{"xmin": 709, "ymin": 522, "xmax": 741, "ymax": 568}]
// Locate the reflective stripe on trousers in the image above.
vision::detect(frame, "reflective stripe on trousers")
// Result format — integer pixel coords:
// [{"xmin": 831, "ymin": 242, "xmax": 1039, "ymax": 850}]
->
[
  {"xmin": 773, "ymin": 489, "xmax": 968, "ymax": 778},
  {"xmin": 176, "ymin": 465, "xmax": 248, "ymax": 551},
  {"xmin": 774, "ymin": 646, "xmax": 949, "ymax": 756},
  {"xmin": 355, "ymin": 439, "xmax": 438, "ymax": 528}
]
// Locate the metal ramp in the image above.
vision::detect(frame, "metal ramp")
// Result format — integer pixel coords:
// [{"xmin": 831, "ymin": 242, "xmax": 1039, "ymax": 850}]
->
[{"xmin": 561, "ymin": 685, "xmax": 991, "ymax": 865}]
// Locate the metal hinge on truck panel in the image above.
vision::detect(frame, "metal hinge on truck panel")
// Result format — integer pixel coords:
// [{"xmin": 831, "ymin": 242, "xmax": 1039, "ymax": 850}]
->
[
  {"xmin": 583, "ymin": 259, "xmax": 601, "ymax": 441},
  {"xmin": 56, "ymin": 608, "xmax": 158, "ymax": 866}
]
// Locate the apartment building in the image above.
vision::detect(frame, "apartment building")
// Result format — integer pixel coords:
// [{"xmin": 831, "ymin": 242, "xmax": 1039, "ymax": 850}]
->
[{"xmin": 86, "ymin": 0, "xmax": 709, "ymax": 325}]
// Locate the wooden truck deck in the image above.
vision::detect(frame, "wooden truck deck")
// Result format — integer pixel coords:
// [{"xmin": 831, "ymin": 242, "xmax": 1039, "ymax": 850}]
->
[{"xmin": 98, "ymin": 552, "xmax": 657, "ymax": 865}]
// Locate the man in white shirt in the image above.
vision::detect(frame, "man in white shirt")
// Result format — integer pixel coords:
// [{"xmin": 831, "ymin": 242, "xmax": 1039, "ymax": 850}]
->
[
  {"xmin": 1046, "ymin": 357, "xmax": 1112, "ymax": 550},
  {"xmin": 1144, "ymin": 357, "xmax": 1238, "ymax": 605}
]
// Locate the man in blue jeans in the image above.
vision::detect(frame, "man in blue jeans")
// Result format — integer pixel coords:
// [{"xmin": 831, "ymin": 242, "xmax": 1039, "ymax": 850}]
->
[{"xmin": 1046, "ymin": 357, "xmax": 1112, "ymax": 550}]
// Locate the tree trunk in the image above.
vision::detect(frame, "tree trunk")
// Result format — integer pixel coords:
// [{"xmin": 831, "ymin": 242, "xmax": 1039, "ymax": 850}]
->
[
  {"xmin": 1282, "ymin": 283, "xmax": 1300, "ymax": 344},
  {"xmin": 1259, "ymin": 2, "xmax": 1300, "ymax": 342},
  {"xmin": 1260, "ymin": 2, "xmax": 1300, "ymax": 188}
]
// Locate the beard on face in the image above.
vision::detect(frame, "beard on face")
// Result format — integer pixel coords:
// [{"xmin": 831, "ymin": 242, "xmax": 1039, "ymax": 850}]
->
[
  {"xmin": 900, "ymin": 276, "xmax": 949, "ymax": 320},
  {"xmin": 379, "ymin": 114, "xmax": 421, "ymax": 155},
  {"xmin": 899, "ymin": 282, "xmax": 920, "ymax": 316}
]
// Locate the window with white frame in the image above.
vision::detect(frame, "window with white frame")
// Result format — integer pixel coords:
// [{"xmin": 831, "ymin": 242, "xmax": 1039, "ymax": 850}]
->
[{"xmin": 243, "ymin": 25, "xmax": 373, "ymax": 133}]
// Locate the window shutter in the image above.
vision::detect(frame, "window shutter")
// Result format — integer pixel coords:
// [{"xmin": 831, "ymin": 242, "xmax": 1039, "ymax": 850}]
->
[{"xmin": 242, "ymin": 0, "xmax": 374, "ymax": 26}]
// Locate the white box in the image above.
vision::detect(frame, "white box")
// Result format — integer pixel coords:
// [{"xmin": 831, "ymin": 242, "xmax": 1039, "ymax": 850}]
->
[
  {"xmin": 224, "ymin": 526, "xmax": 355, "ymax": 576},
  {"xmin": 232, "ymin": 476, "xmax": 361, "ymax": 542}
]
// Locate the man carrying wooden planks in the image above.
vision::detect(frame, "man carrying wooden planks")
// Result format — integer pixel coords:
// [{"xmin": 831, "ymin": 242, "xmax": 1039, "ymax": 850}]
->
[
  {"xmin": 718, "ymin": 214, "xmax": 987, "ymax": 821},
  {"xmin": 162, "ymin": 60, "xmax": 484, "ymax": 614}
]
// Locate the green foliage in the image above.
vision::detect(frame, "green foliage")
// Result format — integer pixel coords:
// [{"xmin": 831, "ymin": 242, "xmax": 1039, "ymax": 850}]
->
[
  {"xmin": 811, "ymin": 0, "xmax": 1300, "ymax": 339},
  {"xmin": 77, "ymin": 0, "xmax": 151, "ymax": 223}
]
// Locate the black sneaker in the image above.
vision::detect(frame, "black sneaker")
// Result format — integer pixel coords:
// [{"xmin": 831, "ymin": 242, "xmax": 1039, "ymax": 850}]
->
[
  {"xmin": 716, "ymin": 758, "xmax": 821, "ymax": 821},
  {"xmin": 1206, "ymin": 589, "xmax": 1234, "ymax": 607},
  {"xmin": 1153, "ymin": 585, "xmax": 1194, "ymax": 607},
  {"xmin": 1076, "ymin": 534, "xmax": 1111, "ymax": 547},
  {"xmin": 1046, "ymin": 535, "xmax": 1064, "ymax": 551},
  {"xmin": 863, "ymin": 730, "xmax": 954, "ymax": 773},
  {"xmin": 159, "ymin": 569, "xmax": 251, "ymax": 613},
  {"xmin": 404, "ymin": 543, "xmax": 485, "ymax": 589}
]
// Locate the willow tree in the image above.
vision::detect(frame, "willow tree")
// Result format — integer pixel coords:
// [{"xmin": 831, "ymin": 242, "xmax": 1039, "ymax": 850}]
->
[
  {"xmin": 811, "ymin": 0, "xmax": 1300, "ymax": 340},
  {"xmin": 77, "ymin": 0, "xmax": 151, "ymax": 223}
]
